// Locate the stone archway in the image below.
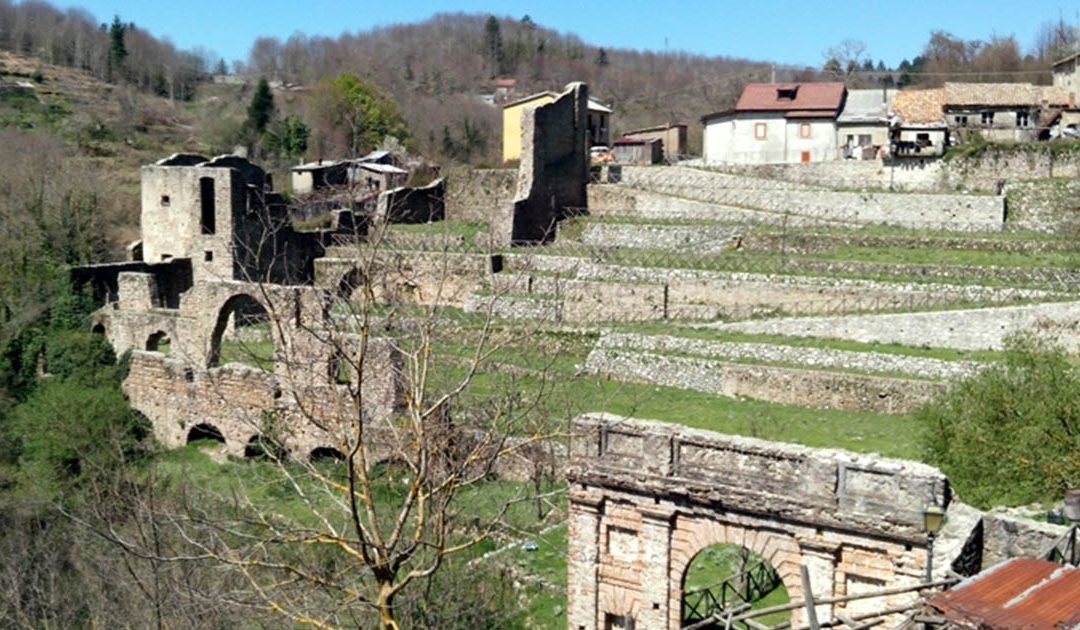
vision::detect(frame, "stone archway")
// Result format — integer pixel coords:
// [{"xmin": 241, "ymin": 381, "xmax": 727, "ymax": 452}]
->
[
  {"xmin": 187, "ymin": 423, "xmax": 226, "ymax": 445},
  {"xmin": 207, "ymin": 293, "xmax": 275, "ymax": 369},
  {"xmin": 567, "ymin": 414, "xmax": 949, "ymax": 629},
  {"xmin": 146, "ymin": 330, "xmax": 171, "ymax": 353}
]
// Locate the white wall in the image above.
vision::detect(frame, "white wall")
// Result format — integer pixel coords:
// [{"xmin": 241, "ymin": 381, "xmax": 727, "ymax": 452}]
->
[{"xmin": 704, "ymin": 113, "xmax": 836, "ymax": 165}]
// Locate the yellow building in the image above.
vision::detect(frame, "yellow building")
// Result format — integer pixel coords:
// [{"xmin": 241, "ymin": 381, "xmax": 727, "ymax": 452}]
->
[{"xmin": 502, "ymin": 91, "xmax": 612, "ymax": 163}]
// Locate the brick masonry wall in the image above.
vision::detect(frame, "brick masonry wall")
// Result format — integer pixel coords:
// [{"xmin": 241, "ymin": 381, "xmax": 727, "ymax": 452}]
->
[{"xmin": 566, "ymin": 414, "xmax": 946, "ymax": 629}]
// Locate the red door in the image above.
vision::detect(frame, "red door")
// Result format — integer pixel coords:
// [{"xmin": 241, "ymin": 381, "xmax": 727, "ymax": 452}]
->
[{"xmin": 801, "ymin": 151, "xmax": 811, "ymax": 163}]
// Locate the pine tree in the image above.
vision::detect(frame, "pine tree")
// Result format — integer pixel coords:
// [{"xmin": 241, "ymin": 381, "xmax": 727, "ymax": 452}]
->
[
  {"xmin": 247, "ymin": 77, "xmax": 275, "ymax": 135},
  {"xmin": 107, "ymin": 15, "xmax": 127, "ymax": 82},
  {"xmin": 484, "ymin": 16, "xmax": 504, "ymax": 78},
  {"xmin": 595, "ymin": 48, "xmax": 609, "ymax": 67}
]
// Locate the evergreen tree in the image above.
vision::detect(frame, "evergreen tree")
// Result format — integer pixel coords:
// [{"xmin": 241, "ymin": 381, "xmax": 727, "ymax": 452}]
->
[
  {"xmin": 595, "ymin": 48, "xmax": 609, "ymax": 67},
  {"xmin": 247, "ymin": 77, "xmax": 275, "ymax": 135},
  {"xmin": 484, "ymin": 15, "xmax": 504, "ymax": 78},
  {"xmin": 107, "ymin": 15, "xmax": 127, "ymax": 81}
]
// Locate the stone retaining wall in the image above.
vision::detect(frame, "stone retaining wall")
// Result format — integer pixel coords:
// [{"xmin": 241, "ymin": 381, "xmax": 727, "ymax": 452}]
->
[
  {"xmin": 582, "ymin": 337, "xmax": 946, "ymax": 414},
  {"xmin": 587, "ymin": 333, "xmax": 981, "ymax": 380},
  {"xmin": 444, "ymin": 167, "xmax": 516, "ymax": 224},
  {"xmin": 619, "ymin": 166, "xmax": 1004, "ymax": 231},
  {"xmin": 720, "ymin": 300, "xmax": 1080, "ymax": 352}
]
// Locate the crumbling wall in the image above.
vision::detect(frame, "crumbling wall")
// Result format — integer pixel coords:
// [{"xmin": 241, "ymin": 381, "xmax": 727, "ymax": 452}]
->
[
  {"xmin": 444, "ymin": 167, "xmax": 516, "ymax": 224},
  {"xmin": 495, "ymin": 82, "xmax": 589, "ymax": 245},
  {"xmin": 373, "ymin": 178, "xmax": 446, "ymax": 224}
]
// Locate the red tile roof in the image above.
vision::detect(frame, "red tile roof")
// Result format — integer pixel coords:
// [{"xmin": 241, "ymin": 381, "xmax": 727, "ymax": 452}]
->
[
  {"xmin": 929, "ymin": 558, "xmax": 1080, "ymax": 629},
  {"xmin": 734, "ymin": 83, "xmax": 846, "ymax": 114}
]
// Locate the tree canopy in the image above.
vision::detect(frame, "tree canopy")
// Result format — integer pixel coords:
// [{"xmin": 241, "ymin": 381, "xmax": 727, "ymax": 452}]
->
[{"xmin": 919, "ymin": 335, "xmax": 1080, "ymax": 509}]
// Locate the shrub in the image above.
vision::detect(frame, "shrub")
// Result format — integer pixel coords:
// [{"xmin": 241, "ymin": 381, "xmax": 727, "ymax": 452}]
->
[{"xmin": 918, "ymin": 334, "xmax": 1080, "ymax": 508}]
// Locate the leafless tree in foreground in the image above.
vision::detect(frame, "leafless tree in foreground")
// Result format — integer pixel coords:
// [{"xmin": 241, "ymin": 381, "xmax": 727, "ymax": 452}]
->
[{"xmin": 82, "ymin": 215, "xmax": 570, "ymax": 629}]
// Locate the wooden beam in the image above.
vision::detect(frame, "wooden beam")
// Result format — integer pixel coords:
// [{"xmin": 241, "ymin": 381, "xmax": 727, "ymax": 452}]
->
[{"xmin": 801, "ymin": 565, "xmax": 821, "ymax": 630}]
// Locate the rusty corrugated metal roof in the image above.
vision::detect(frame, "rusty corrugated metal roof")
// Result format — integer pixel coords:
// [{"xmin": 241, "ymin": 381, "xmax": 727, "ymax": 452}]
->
[{"xmin": 929, "ymin": 558, "xmax": 1080, "ymax": 629}]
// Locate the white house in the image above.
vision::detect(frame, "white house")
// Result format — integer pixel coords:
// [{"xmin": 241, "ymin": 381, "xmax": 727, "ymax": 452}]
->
[{"xmin": 702, "ymin": 82, "xmax": 846, "ymax": 165}]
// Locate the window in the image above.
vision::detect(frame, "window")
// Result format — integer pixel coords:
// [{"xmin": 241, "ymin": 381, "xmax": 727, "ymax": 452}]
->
[
  {"xmin": 204, "ymin": 250, "xmax": 214, "ymax": 262},
  {"xmin": 981, "ymin": 111, "xmax": 994, "ymax": 126},
  {"xmin": 754, "ymin": 122, "xmax": 767, "ymax": 140},
  {"xmin": 199, "ymin": 177, "xmax": 216, "ymax": 234},
  {"xmin": 1017, "ymin": 111, "xmax": 1029, "ymax": 127},
  {"xmin": 777, "ymin": 87, "xmax": 798, "ymax": 101},
  {"xmin": 858, "ymin": 134, "xmax": 872, "ymax": 146},
  {"xmin": 160, "ymin": 195, "xmax": 170, "ymax": 207},
  {"xmin": 956, "ymin": 115, "xmax": 968, "ymax": 127},
  {"xmin": 916, "ymin": 132, "xmax": 931, "ymax": 147},
  {"xmin": 799, "ymin": 122, "xmax": 811, "ymax": 138}
]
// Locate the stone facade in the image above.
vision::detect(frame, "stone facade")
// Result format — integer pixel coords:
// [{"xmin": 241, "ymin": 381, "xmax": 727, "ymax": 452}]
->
[
  {"xmin": 567, "ymin": 414, "xmax": 949, "ymax": 629},
  {"xmin": 373, "ymin": 177, "xmax": 446, "ymax": 224},
  {"xmin": 495, "ymin": 83, "xmax": 589, "ymax": 245},
  {"xmin": 444, "ymin": 167, "xmax": 516, "ymax": 224}
]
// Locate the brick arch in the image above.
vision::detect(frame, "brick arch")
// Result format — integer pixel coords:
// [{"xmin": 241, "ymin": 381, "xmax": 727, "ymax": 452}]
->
[
  {"xmin": 597, "ymin": 583, "xmax": 642, "ymax": 624},
  {"xmin": 667, "ymin": 517, "xmax": 802, "ymax": 628}
]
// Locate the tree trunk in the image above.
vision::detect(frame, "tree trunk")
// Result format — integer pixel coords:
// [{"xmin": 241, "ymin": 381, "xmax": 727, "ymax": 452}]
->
[{"xmin": 377, "ymin": 582, "xmax": 399, "ymax": 630}]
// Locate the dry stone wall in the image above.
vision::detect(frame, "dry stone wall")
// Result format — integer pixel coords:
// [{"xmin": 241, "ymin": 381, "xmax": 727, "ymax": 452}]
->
[
  {"xmin": 582, "ymin": 337, "xmax": 946, "ymax": 414},
  {"xmin": 720, "ymin": 300, "xmax": 1080, "ymax": 352},
  {"xmin": 444, "ymin": 167, "xmax": 516, "ymax": 224},
  {"xmin": 618, "ymin": 166, "xmax": 1004, "ymax": 231}
]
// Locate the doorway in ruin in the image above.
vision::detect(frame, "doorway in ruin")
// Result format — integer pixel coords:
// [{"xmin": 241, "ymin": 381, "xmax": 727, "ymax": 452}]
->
[
  {"xmin": 186, "ymin": 423, "xmax": 225, "ymax": 445},
  {"xmin": 681, "ymin": 544, "xmax": 790, "ymax": 628},
  {"xmin": 146, "ymin": 330, "xmax": 171, "ymax": 354},
  {"xmin": 207, "ymin": 294, "xmax": 274, "ymax": 369}
]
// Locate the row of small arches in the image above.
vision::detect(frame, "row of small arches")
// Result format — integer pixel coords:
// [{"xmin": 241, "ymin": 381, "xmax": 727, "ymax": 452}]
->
[{"xmin": 186, "ymin": 423, "xmax": 346, "ymax": 462}]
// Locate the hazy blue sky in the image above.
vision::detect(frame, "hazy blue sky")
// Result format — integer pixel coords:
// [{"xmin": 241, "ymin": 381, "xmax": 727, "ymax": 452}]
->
[{"xmin": 49, "ymin": 0, "xmax": 1080, "ymax": 68}]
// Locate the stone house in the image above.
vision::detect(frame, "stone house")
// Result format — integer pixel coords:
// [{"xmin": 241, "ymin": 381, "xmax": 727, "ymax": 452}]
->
[
  {"xmin": 290, "ymin": 159, "xmax": 348, "ymax": 195},
  {"xmin": 889, "ymin": 88, "xmax": 948, "ymax": 159},
  {"xmin": 140, "ymin": 153, "xmax": 324, "ymax": 285},
  {"xmin": 349, "ymin": 162, "xmax": 408, "ymax": 193},
  {"xmin": 619, "ymin": 123, "xmax": 688, "ymax": 161},
  {"xmin": 836, "ymin": 88, "xmax": 896, "ymax": 159},
  {"xmin": 502, "ymin": 90, "xmax": 613, "ymax": 162},
  {"xmin": 942, "ymin": 82, "xmax": 1071, "ymax": 143},
  {"xmin": 1053, "ymin": 51, "xmax": 1080, "ymax": 99},
  {"xmin": 701, "ymin": 82, "xmax": 846, "ymax": 165}
]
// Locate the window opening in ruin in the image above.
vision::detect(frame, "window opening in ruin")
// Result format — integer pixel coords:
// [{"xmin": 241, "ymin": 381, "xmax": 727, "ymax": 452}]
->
[
  {"xmin": 1017, "ymin": 111, "xmax": 1029, "ymax": 127},
  {"xmin": 604, "ymin": 614, "xmax": 635, "ymax": 630},
  {"xmin": 310, "ymin": 447, "xmax": 346, "ymax": 463},
  {"xmin": 204, "ymin": 250, "xmax": 214, "ymax": 262},
  {"xmin": 956, "ymin": 115, "xmax": 968, "ymax": 127},
  {"xmin": 244, "ymin": 435, "xmax": 284, "ymax": 460},
  {"xmin": 207, "ymin": 294, "xmax": 274, "ymax": 370},
  {"xmin": 91, "ymin": 323, "xmax": 106, "ymax": 335},
  {"xmin": 980, "ymin": 111, "xmax": 994, "ymax": 126},
  {"xmin": 186, "ymin": 423, "xmax": 225, "ymax": 445},
  {"xmin": 199, "ymin": 176, "xmax": 216, "ymax": 234},
  {"xmin": 160, "ymin": 195, "xmax": 170, "ymax": 207},
  {"xmin": 146, "ymin": 331, "xmax": 171, "ymax": 355},
  {"xmin": 681, "ymin": 543, "xmax": 789, "ymax": 626}
]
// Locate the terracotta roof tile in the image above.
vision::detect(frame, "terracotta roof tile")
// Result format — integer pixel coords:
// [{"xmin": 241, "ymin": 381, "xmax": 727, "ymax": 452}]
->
[
  {"xmin": 734, "ymin": 82, "xmax": 846, "ymax": 113},
  {"xmin": 892, "ymin": 88, "xmax": 945, "ymax": 125},
  {"xmin": 943, "ymin": 82, "xmax": 1071, "ymax": 108}
]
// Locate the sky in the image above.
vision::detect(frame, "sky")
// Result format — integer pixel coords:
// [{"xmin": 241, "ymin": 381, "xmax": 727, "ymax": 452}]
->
[{"xmin": 48, "ymin": 0, "xmax": 1080, "ymax": 69}]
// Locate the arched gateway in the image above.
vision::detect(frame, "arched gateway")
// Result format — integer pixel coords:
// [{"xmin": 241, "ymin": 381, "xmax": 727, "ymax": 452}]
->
[{"xmin": 566, "ymin": 414, "xmax": 948, "ymax": 629}]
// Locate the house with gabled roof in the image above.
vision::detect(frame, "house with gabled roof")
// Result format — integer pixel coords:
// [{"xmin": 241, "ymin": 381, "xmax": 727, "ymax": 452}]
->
[
  {"xmin": 701, "ymin": 82, "xmax": 846, "ymax": 164},
  {"xmin": 836, "ymin": 88, "xmax": 896, "ymax": 159},
  {"xmin": 942, "ymin": 82, "xmax": 1071, "ymax": 143},
  {"xmin": 889, "ymin": 88, "xmax": 948, "ymax": 158}
]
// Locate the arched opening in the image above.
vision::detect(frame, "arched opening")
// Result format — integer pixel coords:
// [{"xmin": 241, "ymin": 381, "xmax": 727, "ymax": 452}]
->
[
  {"xmin": 244, "ymin": 435, "xmax": 285, "ymax": 461},
  {"xmin": 336, "ymin": 266, "xmax": 368, "ymax": 304},
  {"xmin": 91, "ymin": 323, "xmax": 106, "ymax": 335},
  {"xmin": 681, "ymin": 544, "xmax": 789, "ymax": 628},
  {"xmin": 186, "ymin": 423, "xmax": 225, "ymax": 446},
  {"xmin": 146, "ymin": 330, "xmax": 171, "ymax": 354},
  {"xmin": 309, "ymin": 446, "xmax": 346, "ymax": 463},
  {"xmin": 207, "ymin": 294, "xmax": 274, "ymax": 370}
]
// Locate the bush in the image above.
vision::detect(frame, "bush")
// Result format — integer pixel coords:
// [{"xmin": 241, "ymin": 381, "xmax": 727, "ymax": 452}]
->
[{"xmin": 918, "ymin": 334, "xmax": 1080, "ymax": 508}]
